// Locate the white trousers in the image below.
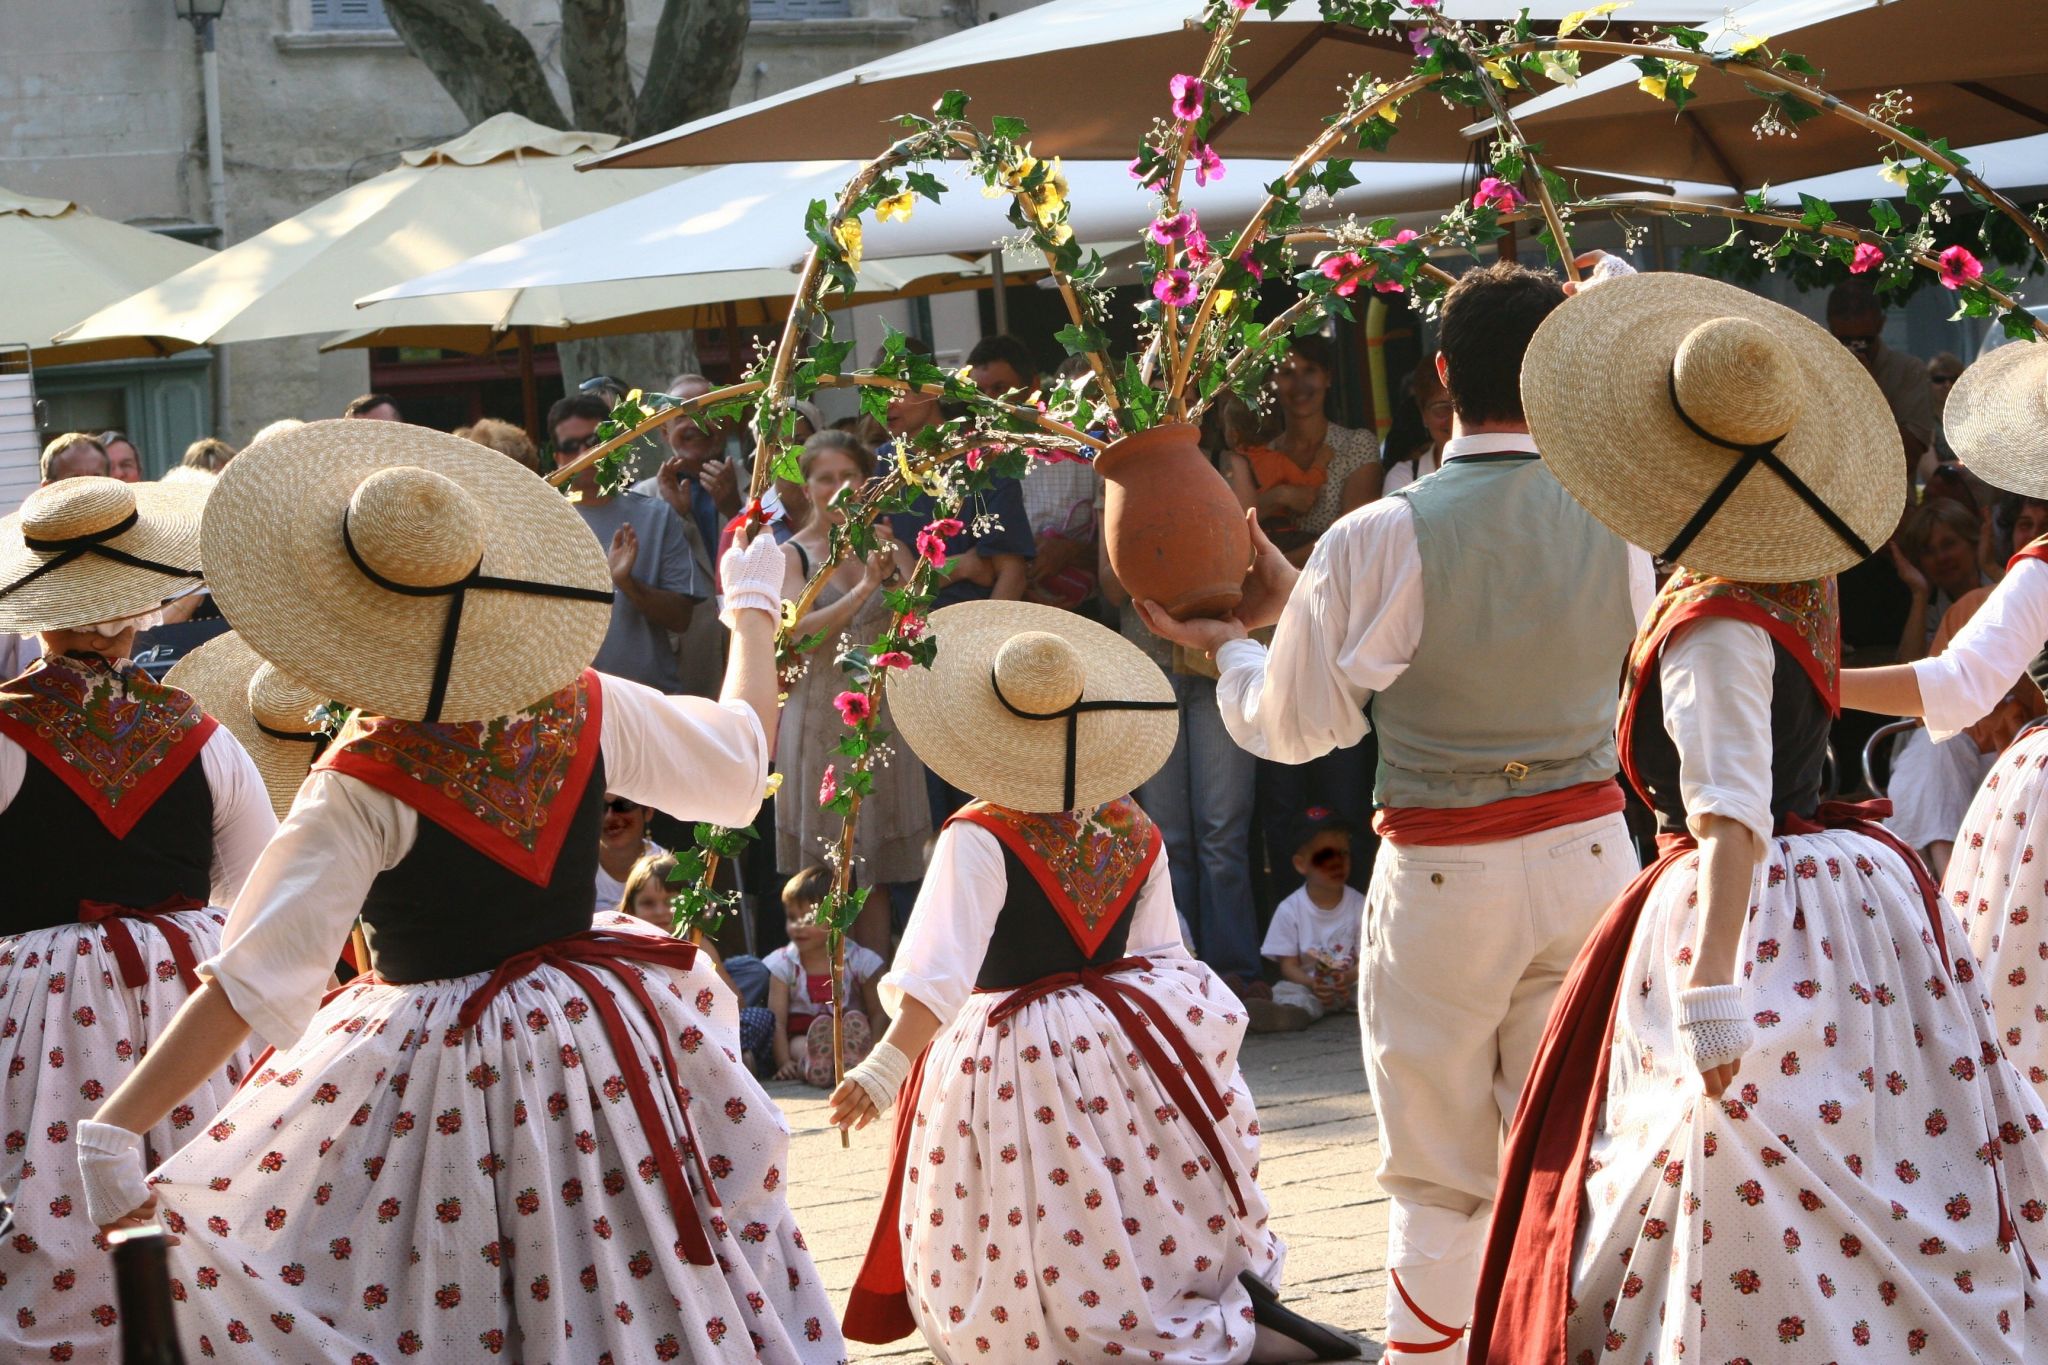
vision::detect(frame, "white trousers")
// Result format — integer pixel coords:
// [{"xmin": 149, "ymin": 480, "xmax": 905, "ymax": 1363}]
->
[{"xmin": 1359, "ymin": 812, "xmax": 1636, "ymax": 1360}]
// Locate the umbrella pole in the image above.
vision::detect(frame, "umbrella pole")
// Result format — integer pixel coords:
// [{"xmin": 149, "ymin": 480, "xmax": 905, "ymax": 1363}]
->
[
  {"xmin": 1497, "ymin": 217, "xmax": 1518, "ymax": 264},
  {"xmin": 517, "ymin": 326, "xmax": 540, "ymax": 445},
  {"xmin": 989, "ymin": 248, "xmax": 1009, "ymax": 337}
]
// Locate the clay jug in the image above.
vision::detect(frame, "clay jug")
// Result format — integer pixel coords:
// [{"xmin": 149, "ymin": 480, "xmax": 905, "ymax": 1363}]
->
[{"xmin": 1096, "ymin": 422, "xmax": 1251, "ymax": 620}]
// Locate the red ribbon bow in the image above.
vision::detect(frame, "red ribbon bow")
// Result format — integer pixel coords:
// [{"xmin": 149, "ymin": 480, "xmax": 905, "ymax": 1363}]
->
[
  {"xmin": 453, "ymin": 929, "xmax": 721, "ymax": 1266},
  {"xmin": 77, "ymin": 894, "xmax": 207, "ymax": 992}
]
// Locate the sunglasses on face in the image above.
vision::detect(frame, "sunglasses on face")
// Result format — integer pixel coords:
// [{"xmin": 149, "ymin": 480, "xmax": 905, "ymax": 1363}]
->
[
  {"xmin": 1931, "ymin": 372, "xmax": 1959, "ymax": 386},
  {"xmin": 556, "ymin": 433, "xmax": 603, "ymax": 457},
  {"xmin": 1309, "ymin": 845, "xmax": 1349, "ymax": 870},
  {"xmin": 604, "ymin": 798, "xmax": 640, "ymax": 815}
]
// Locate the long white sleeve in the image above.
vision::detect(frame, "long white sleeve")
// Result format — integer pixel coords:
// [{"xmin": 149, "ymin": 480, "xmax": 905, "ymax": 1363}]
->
[
  {"xmin": 1660, "ymin": 616, "xmax": 1776, "ymax": 845},
  {"xmin": 881, "ymin": 821, "xmax": 1005, "ymax": 1025},
  {"xmin": 1911, "ymin": 557, "xmax": 2048, "ymax": 740},
  {"xmin": 199, "ymin": 728, "xmax": 278, "ymax": 904},
  {"xmin": 594, "ymin": 671, "xmax": 770, "ymax": 827},
  {"xmin": 1124, "ymin": 852, "xmax": 1189, "ymax": 961}
]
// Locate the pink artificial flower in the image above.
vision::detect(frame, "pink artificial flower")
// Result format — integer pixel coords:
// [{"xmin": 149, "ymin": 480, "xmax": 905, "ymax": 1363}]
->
[
  {"xmin": 915, "ymin": 517, "xmax": 963, "ymax": 568},
  {"xmin": 1473, "ymin": 177, "xmax": 1522, "ymax": 212},
  {"xmin": 1147, "ymin": 211, "xmax": 1195, "ymax": 247},
  {"xmin": 1170, "ymin": 74, "xmax": 1206, "ymax": 123},
  {"xmin": 1154, "ymin": 268, "xmax": 1198, "ymax": 308},
  {"xmin": 832, "ymin": 691, "xmax": 873, "ymax": 727},
  {"xmin": 1848, "ymin": 241, "xmax": 1885, "ymax": 275},
  {"xmin": 1236, "ymin": 250, "xmax": 1265, "ymax": 281},
  {"xmin": 898, "ymin": 614, "xmax": 928, "ymax": 641},
  {"xmin": 1372, "ymin": 230, "xmax": 1420, "ymax": 294},
  {"xmin": 875, "ymin": 650, "xmax": 913, "ymax": 671},
  {"xmin": 1192, "ymin": 142, "xmax": 1226, "ymax": 187},
  {"xmin": 1407, "ymin": 26, "xmax": 1434, "ymax": 57},
  {"xmin": 1937, "ymin": 244, "xmax": 1983, "ymax": 290},
  {"xmin": 964, "ymin": 447, "xmax": 985, "ymax": 471},
  {"xmin": 818, "ymin": 765, "xmax": 837, "ymax": 806},
  {"xmin": 1318, "ymin": 251, "xmax": 1368, "ymax": 298},
  {"xmin": 1184, "ymin": 227, "xmax": 1214, "ymax": 267},
  {"xmin": 1411, "ymin": 0, "xmax": 1441, "ymax": 7},
  {"xmin": 1128, "ymin": 155, "xmax": 1167, "ymax": 190},
  {"xmin": 1230, "ymin": 0, "xmax": 1254, "ymax": 8}
]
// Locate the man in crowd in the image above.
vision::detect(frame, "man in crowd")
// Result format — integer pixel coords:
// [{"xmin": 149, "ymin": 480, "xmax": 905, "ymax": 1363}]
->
[
  {"xmin": 343, "ymin": 392, "xmax": 403, "ymax": 422},
  {"xmin": 40, "ymin": 432, "xmax": 108, "ymax": 484},
  {"xmin": 97, "ymin": 431, "xmax": 144, "ymax": 482},
  {"xmin": 549, "ymin": 393, "xmax": 706, "ymax": 694},
  {"xmin": 968, "ymin": 334, "xmax": 1097, "ymax": 610},
  {"xmin": 1828, "ymin": 278, "xmax": 1935, "ymax": 471},
  {"xmin": 642, "ymin": 373, "xmax": 744, "ymax": 562}
]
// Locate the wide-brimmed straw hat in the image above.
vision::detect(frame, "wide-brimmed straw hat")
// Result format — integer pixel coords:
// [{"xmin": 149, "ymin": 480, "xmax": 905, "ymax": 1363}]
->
[
  {"xmin": 166, "ymin": 631, "xmax": 331, "ymax": 819},
  {"xmin": 1522, "ymin": 272, "xmax": 1903, "ymax": 582},
  {"xmin": 201, "ymin": 419, "xmax": 613, "ymax": 723},
  {"xmin": 0, "ymin": 476, "xmax": 207, "ymax": 634},
  {"xmin": 887, "ymin": 601, "xmax": 1177, "ymax": 814},
  {"xmin": 1942, "ymin": 339, "xmax": 2048, "ymax": 498}
]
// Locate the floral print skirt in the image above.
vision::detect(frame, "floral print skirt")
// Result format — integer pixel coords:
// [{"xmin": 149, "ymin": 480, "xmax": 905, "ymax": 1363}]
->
[
  {"xmin": 1568, "ymin": 829, "xmax": 2048, "ymax": 1362},
  {"xmin": 147, "ymin": 918, "xmax": 844, "ymax": 1364},
  {"xmin": 897, "ymin": 957, "xmax": 1284, "ymax": 1364},
  {"xmin": 0, "ymin": 908, "xmax": 252, "ymax": 1362}
]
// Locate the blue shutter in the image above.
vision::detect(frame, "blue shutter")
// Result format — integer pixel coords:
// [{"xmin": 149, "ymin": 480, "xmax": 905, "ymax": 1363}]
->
[
  {"xmin": 310, "ymin": 0, "xmax": 391, "ymax": 30},
  {"xmin": 751, "ymin": 0, "xmax": 853, "ymax": 17}
]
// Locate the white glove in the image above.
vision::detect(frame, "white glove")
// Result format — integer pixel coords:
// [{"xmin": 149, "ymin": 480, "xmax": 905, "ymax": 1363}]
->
[
  {"xmin": 843, "ymin": 1040, "xmax": 911, "ymax": 1117},
  {"xmin": 76, "ymin": 1120, "xmax": 153, "ymax": 1228},
  {"xmin": 1676, "ymin": 984, "xmax": 1753, "ymax": 1075},
  {"xmin": 719, "ymin": 523, "xmax": 787, "ymax": 629}
]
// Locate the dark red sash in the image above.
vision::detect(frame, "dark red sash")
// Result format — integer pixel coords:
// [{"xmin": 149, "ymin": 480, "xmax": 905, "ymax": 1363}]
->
[{"xmin": 79, "ymin": 894, "xmax": 207, "ymax": 991}]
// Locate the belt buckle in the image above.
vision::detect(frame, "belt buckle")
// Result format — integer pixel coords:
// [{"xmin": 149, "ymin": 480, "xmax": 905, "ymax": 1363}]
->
[{"xmin": 1503, "ymin": 761, "xmax": 1531, "ymax": 783}]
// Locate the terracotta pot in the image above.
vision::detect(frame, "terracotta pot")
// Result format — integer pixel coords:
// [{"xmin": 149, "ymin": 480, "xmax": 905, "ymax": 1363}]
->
[{"xmin": 1096, "ymin": 422, "xmax": 1251, "ymax": 621}]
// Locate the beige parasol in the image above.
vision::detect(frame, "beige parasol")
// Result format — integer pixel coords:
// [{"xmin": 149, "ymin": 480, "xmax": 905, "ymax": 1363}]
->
[{"xmin": 0, "ymin": 187, "xmax": 212, "ymax": 366}]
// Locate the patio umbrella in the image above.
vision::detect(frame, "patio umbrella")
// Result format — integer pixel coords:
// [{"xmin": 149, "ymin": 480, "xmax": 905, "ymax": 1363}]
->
[{"xmin": 0, "ymin": 186, "xmax": 212, "ymax": 365}]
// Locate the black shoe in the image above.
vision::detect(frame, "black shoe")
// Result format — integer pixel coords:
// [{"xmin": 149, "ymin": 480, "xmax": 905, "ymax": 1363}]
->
[{"xmin": 1239, "ymin": 1271, "xmax": 1363, "ymax": 1360}]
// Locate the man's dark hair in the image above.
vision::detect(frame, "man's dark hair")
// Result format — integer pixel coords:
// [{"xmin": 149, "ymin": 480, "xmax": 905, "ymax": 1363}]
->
[
  {"xmin": 1827, "ymin": 277, "xmax": 1883, "ymax": 324},
  {"xmin": 343, "ymin": 392, "xmax": 402, "ymax": 419},
  {"xmin": 546, "ymin": 393, "xmax": 612, "ymax": 438},
  {"xmin": 966, "ymin": 334, "xmax": 1037, "ymax": 381},
  {"xmin": 1436, "ymin": 261, "xmax": 1566, "ymax": 426}
]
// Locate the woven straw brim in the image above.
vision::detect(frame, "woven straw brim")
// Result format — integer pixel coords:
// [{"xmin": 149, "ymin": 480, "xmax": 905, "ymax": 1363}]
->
[
  {"xmin": 164, "ymin": 631, "xmax": 323, "ymax": 820},
  {"xmin": 886, "ymin": 601, "xmax": 1177, "ymax": 814},
  {"xmin": 1943, "ymin": 341, "xmax": 2048, "ymax": 498},
  {"xmin": 201, "ymin": 419, "xmax": 611, "ymax": 723},
  {"xmin": 1522, "ymin": 273, "xmax": 1903, "ymax": 582},
  {"xmin": 0, "ymin": 481, "xmax": 206, "ymax": 633}
]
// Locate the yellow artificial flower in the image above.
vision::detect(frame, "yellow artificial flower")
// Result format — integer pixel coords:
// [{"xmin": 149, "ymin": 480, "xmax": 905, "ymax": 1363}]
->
[
  {"xmin": 1213, "ymin": 288, "xmax": 1238, "ymax": 314},
  {"xmin": 1482, "ymin": 57, "xmax": 1521, "ymax": 90},
  {"xmin": 876, "ymin": 191, "xmax": 916, "ymax": 224},
  {"xmin": 625, "ymin": 388, "xmax": 643, "ymax": 405},
  {"xmin": 833, "ymin": 217, "xmax": 864, "ymax": 272},
  {"xmin": 1880, "ymin": 160, "xmax": 1910, "ymax": 186},
  {"xmin": 779, "ymin": 599, "xmax": 800, "ymax": 630},
  {"xmin": 1728, "ymin": 32, "xmax": 1768, "ymax": 55},
  {"xmin": 1557, "ymin": 1, "xmax": 1626, "ymax": 38},
  {"xmin": 1004, "ymin": 153, "xmax": 1041, "ymax": 187},
  {"xmin": 1636, "ymin": 63, "xmax": 1696, "ymax": 102},
  {"xmin": 1378, "ymin": 99, "xmax": 1400, "ymax": 125},
  {"xmin": 763, "ymin": 772, "xmax": 785, "ymax": 798}
]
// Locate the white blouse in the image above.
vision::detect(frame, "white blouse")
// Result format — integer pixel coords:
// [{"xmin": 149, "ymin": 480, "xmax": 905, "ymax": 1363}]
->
[
  {"xmin": 1910, "ymin": 557, "xmax": 2048, "ymax": 740},
  {"xmin": 0, "ymin": 726, "xmax": 275, "ymax": 907},
  {"xmin": 1658, "ymin": 616, "xmax": 1776, "ymax": 846},
  {"xmin": 204, "ymin": 675, "xmax": 769, "ymax": 1051},
  {"xmin": 880, "ymin": 821, "xmax": 1187, "ymax": 1027}
]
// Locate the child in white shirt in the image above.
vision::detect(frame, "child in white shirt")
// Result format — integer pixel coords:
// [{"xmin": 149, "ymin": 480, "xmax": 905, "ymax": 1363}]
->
[{"xmin": 1250, "ymin": 819, "xmax": 1366, "ymax": 1032}]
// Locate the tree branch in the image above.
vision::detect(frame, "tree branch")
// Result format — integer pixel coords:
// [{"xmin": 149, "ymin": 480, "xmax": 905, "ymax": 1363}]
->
[
  {"xmin": 380, "ymin": 0, "xmax": 568, "ymax": 130},
  {"xmin": 560, "ymin": 0, "xmax": 634, "ymax": 137},
  {"xmin": 635, "ymin": 0, "xmax": 752, "ymax": 140}
]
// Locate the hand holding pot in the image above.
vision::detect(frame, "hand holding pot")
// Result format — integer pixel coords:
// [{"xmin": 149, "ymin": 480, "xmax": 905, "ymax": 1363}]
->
[
  {"xmin": 1133, "ymin": 597, "xmax": 1246, "ymax": 657},
  {"xmin": 1231, "ymin": 511, "xmax": 1301, "ymax": 633}
]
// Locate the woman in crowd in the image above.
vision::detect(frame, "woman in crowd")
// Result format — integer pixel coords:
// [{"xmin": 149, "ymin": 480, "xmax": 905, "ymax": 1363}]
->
[
  {"xmin": 180, "ymin": 436, "xmax": 236, "ymax": 475},
  {"xmin": 834, "ymin": 600, "xmax": 1356, "ymax": 1363},
  {"xmin": 1892, "ymin": 495, "xmax": 1989, "ymax": 665},
  {"xmin": 774, "ymin": 429, "xmax": 927, "ymax": 955},
  {"xmin": 456, "ymin": 415, "xmax": 543, "ymax": 474},
  {"xmin": 1475, "ymin": 274, "xmax": 2048, "ymax": 1360},
  {"xmin": 0, "ymin": 477, "xmax": 276, "ymax": 1358},
  {"xmin": 1380, "ymin": 352, "xmax": 1453, "ymax": 496},
  {"xmin": 77, "ymin": 421, "xmax": 845, "ymax": 1362}
]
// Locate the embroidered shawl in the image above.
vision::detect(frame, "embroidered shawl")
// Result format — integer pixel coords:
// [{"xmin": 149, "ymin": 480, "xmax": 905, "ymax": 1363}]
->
[
  {"xmin": 953, "ymin": 796, "xmax": 1162, "ymax": 958},
  {"xmin": 317, "ymin": 670, "xmax": 602, "ymax": 885},
  {"xmin": 0, "ymin": 654, "xmax": 216, "ymax": 837}
]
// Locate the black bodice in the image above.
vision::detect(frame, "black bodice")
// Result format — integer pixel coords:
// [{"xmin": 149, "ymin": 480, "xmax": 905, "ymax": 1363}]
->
[
  {"xmin": 0, "ymin": 754, "xmax": 213, "ymax": 935},
  {"xmin": 359, "ymin": 752, "xmax": 608, "ymax": 983},
  {"xmin": 1627, "ymin": 635, "xmax": 1830, "ymax": 837},
  {"xmin": 973, "ymin": 840, "xmax": 1138, "ymax": 990}
]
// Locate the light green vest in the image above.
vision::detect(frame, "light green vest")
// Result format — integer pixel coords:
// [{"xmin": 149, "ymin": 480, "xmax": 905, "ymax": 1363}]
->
[{"xmin": 1372, "ymin": 453, "xmax": 1636, "ymax": 809}]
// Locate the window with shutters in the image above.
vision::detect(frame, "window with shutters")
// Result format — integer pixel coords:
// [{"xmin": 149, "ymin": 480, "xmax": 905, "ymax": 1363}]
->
[
  {"xmin": 751, "ymin": 0, "xmax": 854, "ymax": 17},
  {"xmin": 309, "ymin": 0, "xmax": 391, "ymax": 30}
]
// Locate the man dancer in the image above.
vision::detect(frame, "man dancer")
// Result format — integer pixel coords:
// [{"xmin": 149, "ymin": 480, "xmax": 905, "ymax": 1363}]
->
[{"xmin": 1140, "ymin": 261, "xmax": 1651, "ymax": 1358}]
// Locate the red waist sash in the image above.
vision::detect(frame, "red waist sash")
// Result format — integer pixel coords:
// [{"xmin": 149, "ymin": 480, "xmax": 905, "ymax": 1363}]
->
[
  {"xmin": 1469, "ymin": 801, "xmax": 1978, "ymax": 1362},
  {"xmin": 1373, "ymin": 778, "xmax": 1623, "ymax": 847},
  {"xmin": 842, "ymin": 956, "xmax": 1246, "ymax": 1344},
  {"xmin": 79, "ymin": 894, "xmax": 207, "ymax": 992}
]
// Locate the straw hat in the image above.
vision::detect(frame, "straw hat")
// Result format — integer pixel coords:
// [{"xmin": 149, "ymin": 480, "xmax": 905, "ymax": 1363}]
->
[
  {"xmin": 1522, "ymin": 273, "xmax": 1903, "ymax": 582},
  {"xmin": 201, "ymin": 419, "xmax": 613, "ymax": 723},
  {"xmin": 886, "ymin": 601, "xmax": 1177, "ymax": 814},
  {"xmin": 1942, "ymin": 340, "xmax": 2048, "ymax": 498},
  {"xmin": 166, "ymin": 631, "xmax": 331, "ymax": 820},
  {"xmin": 0, "ymin": 476, "xmax": 206, "ymax": 633}
]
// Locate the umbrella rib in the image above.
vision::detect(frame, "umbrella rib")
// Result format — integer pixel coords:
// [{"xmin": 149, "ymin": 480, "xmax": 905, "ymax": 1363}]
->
[
  {"xmin": 1681, "ymin": 109, "xmax": 1747, "ymax": 193},
  {"xmin": 1208, "ymin": 24, "xmax": 1334, "ymax": 147},
  {"xmin": 1953, "ymin": 81, "xmax": 2048, "ymax": 132}
]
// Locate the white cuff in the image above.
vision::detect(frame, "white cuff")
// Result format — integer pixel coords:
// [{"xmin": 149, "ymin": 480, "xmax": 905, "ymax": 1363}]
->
[
  {"xmin": 845, "ymin": 1040, "xmax": 911, "ymax": 1116},
  {"xmin": 1676, "ymin": 984, "xmax": 1752, "ymax": 1074},
  {"xmin": 1214, "ymin": 637, "xmax": 1269, "ymax": 674},
  {"xmin": 76, "ymin": 1120, "xmax": 152, "ymax": 1228},
  {"xmin": 719, "ymin": 591, "xmax": 782, "ymax": 629}
]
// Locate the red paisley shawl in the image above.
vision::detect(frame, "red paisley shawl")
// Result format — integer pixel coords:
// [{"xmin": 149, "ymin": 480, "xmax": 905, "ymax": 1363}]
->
[
  {"xmin": 0, "ymin": 654, "xmax": 217, "ymax": 837},
  {"xmin": 316, "ymin": 671, "xmax": 601, "ymax": 884},
  {"xmin": 950, "ymin": 796, "xmax": 1162, "ymax": 957}
]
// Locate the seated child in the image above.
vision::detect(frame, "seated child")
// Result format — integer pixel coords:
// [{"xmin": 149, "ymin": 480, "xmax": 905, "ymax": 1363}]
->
[
  {"xmin": 766, "ymin": 865, "xmax": 889, "ymax": 1087},
  {"xmin": 617, "ymin": 852, "xmax": 774, "ymax": 1069},
  {"xmin": 1248, "ymin": 816, "xmax": 1366, "ymax": 1033}
]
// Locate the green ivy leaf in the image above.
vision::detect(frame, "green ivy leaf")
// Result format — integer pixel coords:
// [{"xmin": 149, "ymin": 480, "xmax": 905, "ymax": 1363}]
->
[
  {"xmin": 991, "ymin": 115, "xmax": 1030, "ymax": 141},
  {"xmin": 933, "ymin": 90, "xmax": 969, "ymax": 121}
]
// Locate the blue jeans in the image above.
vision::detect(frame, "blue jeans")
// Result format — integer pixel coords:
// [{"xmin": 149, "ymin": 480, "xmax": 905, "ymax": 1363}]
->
[{"xmin": 1138, "ymin": 673, "xmax": 1260, "ymax": 979}]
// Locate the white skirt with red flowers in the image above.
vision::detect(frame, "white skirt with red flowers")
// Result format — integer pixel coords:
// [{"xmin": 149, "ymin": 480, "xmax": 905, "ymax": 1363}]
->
[
  {"xmin": 1567, "ymin": 828, "xmax": 2048, "ymax": 1362},
  {"xmin": 0, "ymin": 907, "xmax": 254, "ymax": 1363},
  {"xmin": 895, "ymin": 956, "xmax": 1284, "ymax": 1364},
  {"xmin": 146, "ymin": 917, "xmax": 843, "ymax": 1364}
]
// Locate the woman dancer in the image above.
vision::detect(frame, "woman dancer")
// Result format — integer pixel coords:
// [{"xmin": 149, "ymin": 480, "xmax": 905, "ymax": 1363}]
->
[
  {"xmin": 0, "ymin": 477, "xmax": 276, "ymax": 1358},
  {"xmin": 832, "ymin": 600, "xmax": 1356, "ymax": 1363},
  {"xmin": 1471, "ymin": 274, "xmax": 2048, "ymax": 1361},
  {"xmin": 1836, "ymin": 339, "xmax": 2048, "ymax": 1105},
  {"xmin": 76, "ymin": 422, "xmax": 845, "ymax": 1363}
]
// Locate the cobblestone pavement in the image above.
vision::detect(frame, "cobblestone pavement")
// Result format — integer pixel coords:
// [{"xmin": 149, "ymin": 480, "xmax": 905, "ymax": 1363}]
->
[{"xmin": 767, "ymin": 1012, "xmax": 1390, "ymax": 1362}]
